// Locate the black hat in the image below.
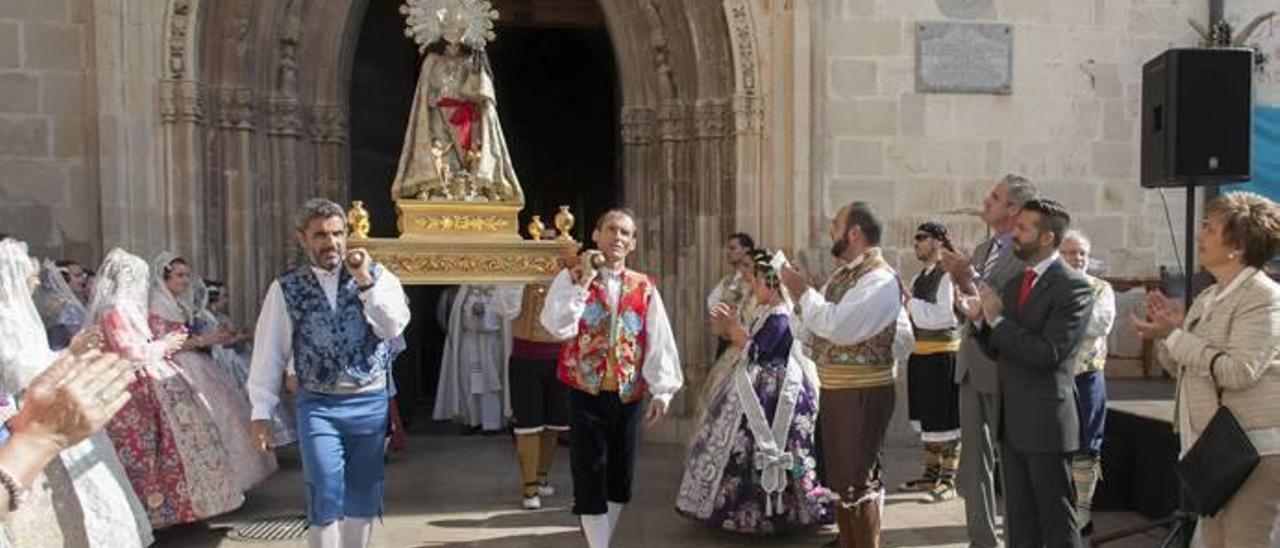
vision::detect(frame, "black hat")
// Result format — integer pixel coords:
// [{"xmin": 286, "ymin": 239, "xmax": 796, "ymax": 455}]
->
[{"xmin": 915, "ymin": 221, "xmax": 948, "ymax": 241}]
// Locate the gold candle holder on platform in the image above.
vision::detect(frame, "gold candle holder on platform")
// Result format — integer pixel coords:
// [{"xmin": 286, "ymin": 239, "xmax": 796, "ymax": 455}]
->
[
  {"xmin": 554, "ymin": 205, "xmax": 575, "ymax": 242},
  {"xmin": 526, "ymin": 215, "xmax": 546, "ymax": 240},
  {"xmin": 348, "ymin": 200, "xmax": 371, "ymax": 239}
]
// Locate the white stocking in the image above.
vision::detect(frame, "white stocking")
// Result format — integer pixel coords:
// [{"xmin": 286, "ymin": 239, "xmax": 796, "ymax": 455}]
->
[
  {"xmin": 307, "ymin": 521, "xmax": 341, "ymax": 548},
  {"xmin": 606, "ymin": 502, "xmax": 624, "ymax": 542},
  {"xmin": 341, "ymin": 517, "xmax": 373, "ymax": 548},
  {"xmin": 580, "ymin": 514, "xmax": 611, "ymax": 548}
]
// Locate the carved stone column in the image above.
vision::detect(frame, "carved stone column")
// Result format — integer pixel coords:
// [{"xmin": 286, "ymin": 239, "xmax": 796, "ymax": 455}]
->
[
  {"xmin": 213, "ymin": 85, "xmax": 260, "ymax": 326},
  {"xmin": 263, "ymin": 7, "xmax": 309, "ymax": 276},
  {"xmin": 159, "ymin": 78, "xmax": 209, "ymax": 264},
  {"xmin": 620, "ymin": 106, "xmax": 656, "ymax": 269},
  {"xmin": 266, "ymin": 94, "xmax": 306, "ymax": 272},
  {"xmin": 310, "ymin": 104, "xmax": 348, "ymax": 202}
]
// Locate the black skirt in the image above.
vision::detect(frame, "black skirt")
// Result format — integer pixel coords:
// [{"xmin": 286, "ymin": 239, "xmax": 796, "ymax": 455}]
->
[{"xmin": 906, "ymin": 352, "xmax": 961, "ymax": 433}]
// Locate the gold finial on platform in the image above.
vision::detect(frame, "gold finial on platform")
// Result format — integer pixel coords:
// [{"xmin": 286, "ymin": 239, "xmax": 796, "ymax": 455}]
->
[
  {"xmin": 527, "ymin": 215, "xmax": 546, "ymax": 240},
  {"xmin": 348, "ymin": 200, "xmax": 371, "ymax": 239},
  {"xmin": 554, "ymin": 205, "xmax": 575, "ymax": 242}
]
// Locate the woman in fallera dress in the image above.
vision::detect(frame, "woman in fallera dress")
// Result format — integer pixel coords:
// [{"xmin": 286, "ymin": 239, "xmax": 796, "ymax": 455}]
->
[
  {"xmin": 676, "ymin": 249, "xmax": 832, "ymax": 536},
  {"xmin": 148, "ymin": 253, "xmax": 277, "ymax": 490},
  {"xmin": 92, "ymin": 248, "xmax": 245, "ymax": 528},
  {"xmin": 0, "ymin": 239, "xmax": 153, "ymax": 547}
]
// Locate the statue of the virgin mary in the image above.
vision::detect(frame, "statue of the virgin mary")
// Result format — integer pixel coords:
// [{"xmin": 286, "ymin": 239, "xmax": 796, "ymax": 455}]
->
[{"xmin": 391, "ymin": 0, "xmax": 523, "ymax": 204}]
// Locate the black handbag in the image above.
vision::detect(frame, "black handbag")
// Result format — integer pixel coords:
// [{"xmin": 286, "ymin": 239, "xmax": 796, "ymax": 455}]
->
[{"xmin": 1174, "ymin": 352, "xmax": 1260, "ymax": 516}]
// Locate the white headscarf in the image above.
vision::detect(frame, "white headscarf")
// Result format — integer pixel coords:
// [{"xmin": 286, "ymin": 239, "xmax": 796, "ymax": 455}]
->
[
  {"xmin": 34, "ymin": 259, "xmax": 88, "ymax": 330},
  {"xmin": 87, "ymin": 248, "xmax": 153, "ymax": 337},
  {"xmin": 189, "ymin": 277, "xmax": 221, "ymax": 335},
  {"xmin": 0, "ymin": 238, "xmax": 58, "ymax": 393},
  {"xmin": 148, "ymin": 251, "xmax": 193, "ymax": 325}
]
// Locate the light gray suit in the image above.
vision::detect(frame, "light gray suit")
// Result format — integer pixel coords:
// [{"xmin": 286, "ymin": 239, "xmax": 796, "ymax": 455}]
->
[{"xmin": 956, "ymin": 234, "xmax": 1025, "ymax": 547}]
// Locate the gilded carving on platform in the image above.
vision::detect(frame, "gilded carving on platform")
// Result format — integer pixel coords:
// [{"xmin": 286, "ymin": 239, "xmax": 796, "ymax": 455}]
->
[
  {"xmin": 377, "ymin": 253, "xmax": 561, "ymax": 276},
  {"xmin": 411, "ymin": 214, "xmax": 510, "ymax": 233}
]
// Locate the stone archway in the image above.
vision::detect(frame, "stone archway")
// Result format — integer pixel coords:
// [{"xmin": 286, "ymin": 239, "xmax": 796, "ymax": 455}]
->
[{"xmin": 94, "ymin": 0, "xmax": 813, "ymax": 410}]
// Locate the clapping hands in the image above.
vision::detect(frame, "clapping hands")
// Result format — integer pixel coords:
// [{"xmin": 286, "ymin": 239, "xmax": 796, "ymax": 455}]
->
[
  {"xmin": 9, "ymin": 351, "xmax": 133, "ymax": 451},
  {"xmin": 1129, "ymin": 290, "xmax": 1184, "ymax": 340},
  {"xmin": 779, "ymin": 266, "xmax": 811, "ymax": 302},
  {"xmin": 162, "ymin": 331, "xmax": 188, "ymax": 357},
  {"xmin": 709, "ymin": 303, "xmax": 748, "ymax": 348}
]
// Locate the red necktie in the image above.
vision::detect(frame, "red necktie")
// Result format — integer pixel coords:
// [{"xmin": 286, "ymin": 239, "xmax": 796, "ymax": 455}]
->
[{"xmin": 1017, "ymin": 267, "xmax": 1037, "ymax": 309}]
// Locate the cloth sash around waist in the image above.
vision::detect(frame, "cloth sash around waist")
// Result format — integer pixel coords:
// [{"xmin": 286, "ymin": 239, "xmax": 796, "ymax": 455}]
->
[
  {"xmin": 912, "ymin": 339, "xmax": 961, "ymax": 355},
  {"xmin": 300, "ymin": 372, "xmax": 387, "ymax": 397},
  {"xmin": 817, "ymin": 363, "xmax": 894, "ymax": 390}
]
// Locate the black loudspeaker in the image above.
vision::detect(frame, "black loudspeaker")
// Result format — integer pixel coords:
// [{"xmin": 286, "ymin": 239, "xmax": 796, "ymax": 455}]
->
[{"xmin": 1141, "ymin": 48, "xmax": 1253, "ymax": 188}]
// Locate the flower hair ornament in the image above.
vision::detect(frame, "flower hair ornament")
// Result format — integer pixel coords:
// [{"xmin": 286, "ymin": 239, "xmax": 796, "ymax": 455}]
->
[
  {"xmin": 750, "ymin": 249, "xmax": 791, "ymax": 290},
  {"xmin": 401, "ymin": 0, "xmax": 499, "ymax": 52}
]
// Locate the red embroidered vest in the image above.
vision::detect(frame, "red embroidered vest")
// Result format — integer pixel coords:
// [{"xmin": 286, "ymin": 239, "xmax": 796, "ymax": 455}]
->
[{"xmin": 557, "ymin": 270, "xmax": 652, "ymax": 403}]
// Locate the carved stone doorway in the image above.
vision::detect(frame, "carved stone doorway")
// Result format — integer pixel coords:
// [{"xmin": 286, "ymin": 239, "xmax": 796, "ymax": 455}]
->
[{"xmin": 121, "ymin": 0, "xmax": 805, "ymax": 426}]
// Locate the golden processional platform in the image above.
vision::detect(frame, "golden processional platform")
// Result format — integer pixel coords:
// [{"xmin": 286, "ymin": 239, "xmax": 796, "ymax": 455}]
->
[{"xmin": 345, "ymin": 199, "xmax": 580, "ymax": 285}]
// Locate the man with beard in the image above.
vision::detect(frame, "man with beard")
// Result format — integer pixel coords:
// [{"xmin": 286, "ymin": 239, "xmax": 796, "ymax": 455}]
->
[
  {"xmin": 781, "ymin": 201, "xmax": 909, "ymax": 548},
  {"xmin": 247, "ymin": 198, "xmax": 411, "ymax": 548},
  {"xmin": 899, "ymin": 221, "xmax": 963, "ymax": 504},
  {"xmin": 540, "ymin": 208, "xmax": 683, "ymax": 548},
  {"xmin": 969, "ymin": 198, "xmax": 1094, "ymax": 548},
  {"xmin": 940, "ymin": 173, "xmax": 1037, "ymax": 548}
]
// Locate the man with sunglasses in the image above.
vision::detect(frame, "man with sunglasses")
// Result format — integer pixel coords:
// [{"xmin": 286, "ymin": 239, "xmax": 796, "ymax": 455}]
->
[{"xmin": 899, "ymin": 222, "xmax": 963, "ymax": 504}]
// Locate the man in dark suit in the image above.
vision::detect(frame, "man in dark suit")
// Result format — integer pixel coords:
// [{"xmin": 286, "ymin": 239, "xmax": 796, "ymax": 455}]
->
[{"xmin": 969, "ymin": 198, "xmax": 1095, "ymax": 548}]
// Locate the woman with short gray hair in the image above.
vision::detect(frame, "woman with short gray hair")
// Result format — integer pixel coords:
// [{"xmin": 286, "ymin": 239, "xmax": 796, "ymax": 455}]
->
[{"xmin": 1133, "ymin": 192, "xmax": 1280, "ymax": 547}]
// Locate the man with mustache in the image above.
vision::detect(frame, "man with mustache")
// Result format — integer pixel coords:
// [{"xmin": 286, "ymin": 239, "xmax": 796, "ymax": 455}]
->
[
  {"xmin": 781, "ymin": 201, "xmax": 911, "ymax": 548},
  {"xmin": 247, "ymin": 198, "xmax": 411, "ymax": 548},
  {"xmin": 970, "ymin": 198, "xmax": 1095, "ymax": 548},
  {"xmin": 540, "ymin": 208, "xmax": 683, "ymax": 548}
]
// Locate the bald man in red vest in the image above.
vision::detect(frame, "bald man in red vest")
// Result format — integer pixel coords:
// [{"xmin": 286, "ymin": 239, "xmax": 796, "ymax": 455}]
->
[{"xmin": 541, "ymin": 208, "xmax": 684, "ymax": 548}]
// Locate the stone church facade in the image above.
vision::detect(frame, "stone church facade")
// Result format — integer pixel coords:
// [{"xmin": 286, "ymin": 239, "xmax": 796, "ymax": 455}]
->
[{"xmin": 1, "ymin": 0, "xmax": 1277, "ymax": 397}]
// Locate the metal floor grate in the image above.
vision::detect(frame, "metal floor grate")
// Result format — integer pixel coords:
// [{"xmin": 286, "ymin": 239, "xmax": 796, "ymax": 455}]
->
[{"xmin": 226, "ymin": 514, "xmax": 309, "ymax": 542}]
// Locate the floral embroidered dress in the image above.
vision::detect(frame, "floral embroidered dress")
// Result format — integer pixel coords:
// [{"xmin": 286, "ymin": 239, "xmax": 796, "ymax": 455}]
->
[
  {"xmin": 89, "ymin": 248, "xmax": 243, "ymax": 528},
  {"xmin": 676, "ymin": 305, "xmax": 832, "ymax": 535},
  {"xmin": 148, "ymin": 314, "xmax": 278, "ymax": 487},
  {"xmin": 100, "ymin": 307, "xmax": 245, "ymax": 527},
  {"xmin": 147, "ymin": 258, "xmax": 277, "ymax": 492}
]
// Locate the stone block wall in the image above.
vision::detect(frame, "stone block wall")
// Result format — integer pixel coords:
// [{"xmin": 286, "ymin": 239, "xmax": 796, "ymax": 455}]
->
[
  {"xmin": 0, "ymin": 0, "xmax": 98, "ymax": 263},
  {"xmin": 814, "ymin": 0, "xmax": 1233, "ymax": 280}
]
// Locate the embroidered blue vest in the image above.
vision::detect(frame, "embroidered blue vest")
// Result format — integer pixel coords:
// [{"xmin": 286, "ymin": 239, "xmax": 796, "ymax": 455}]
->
[{"xmin": 279, "ymin": 264, "xmax": 395, "ymax": 393}]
